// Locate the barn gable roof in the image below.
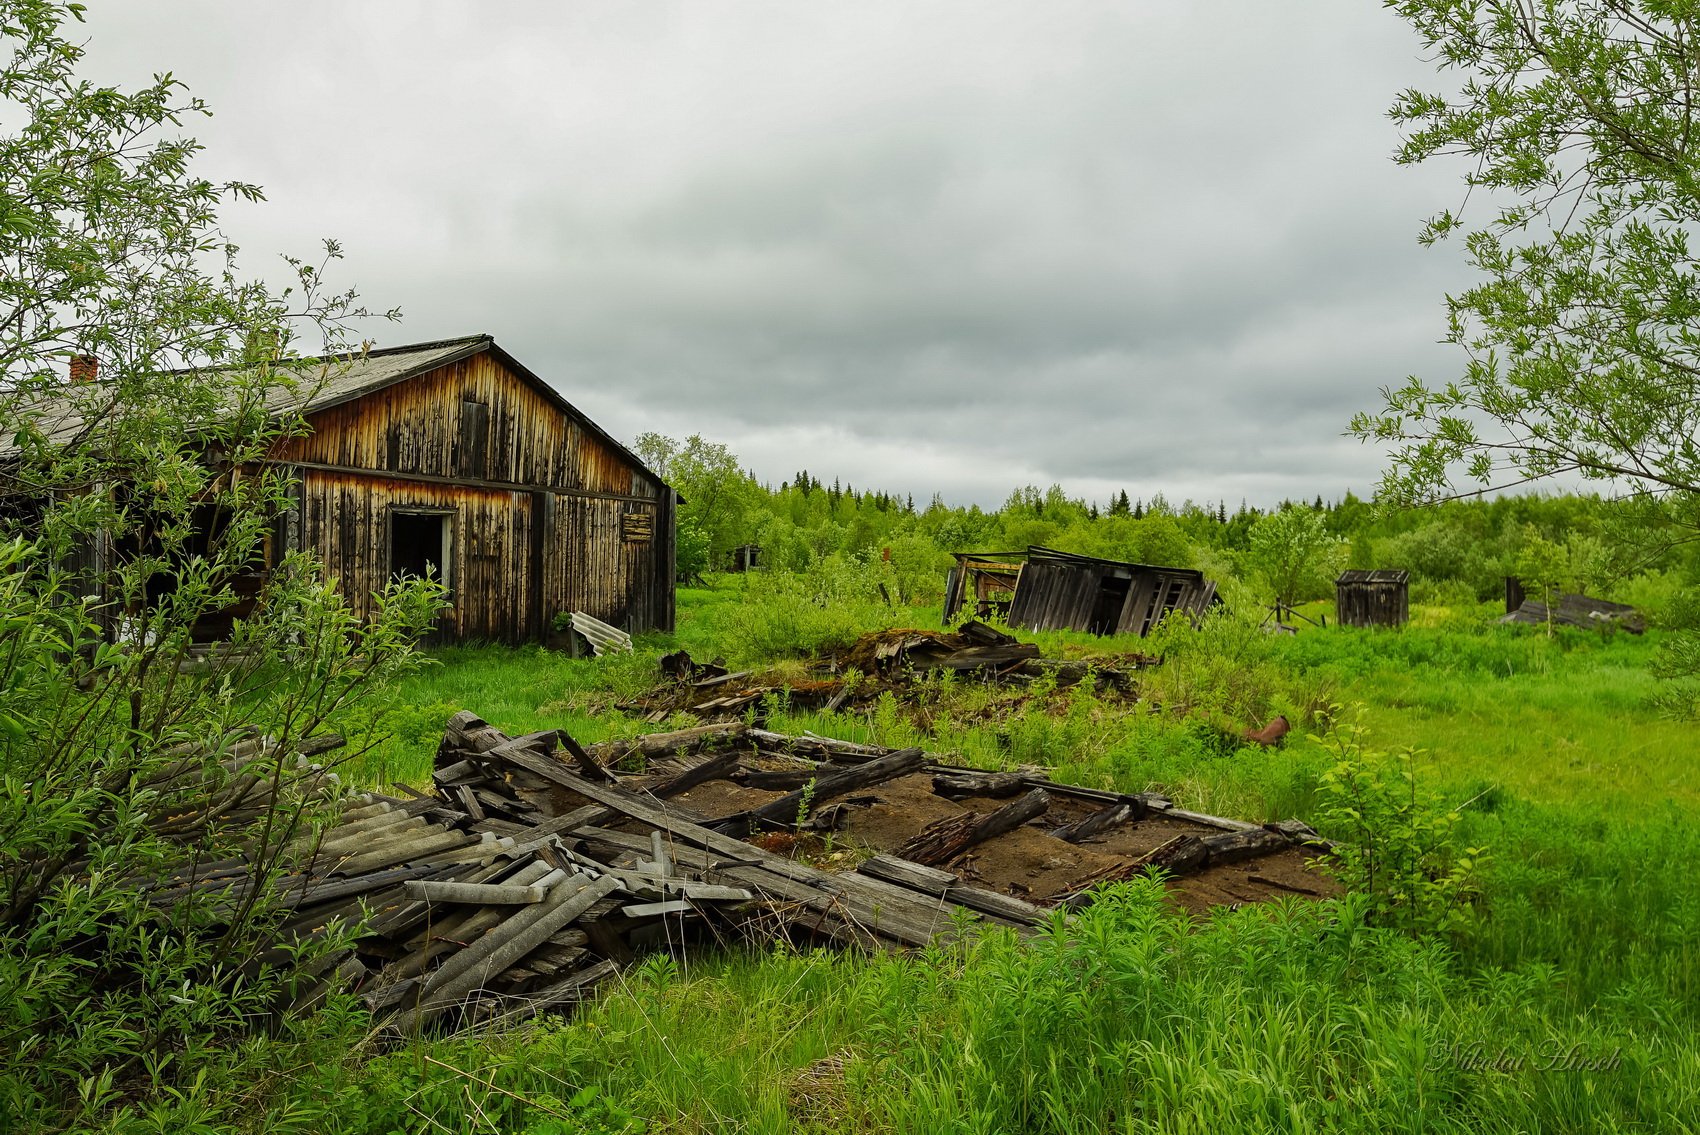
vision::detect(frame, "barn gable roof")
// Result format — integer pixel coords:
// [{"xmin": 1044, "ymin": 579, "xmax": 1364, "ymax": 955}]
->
[
  {"xmin": 275, "ymin": 334, "xmax": 666, "ymax": 490},
  {"xmin": 9, "ymin": 334, "xmax": 669, "ymax": 492}
]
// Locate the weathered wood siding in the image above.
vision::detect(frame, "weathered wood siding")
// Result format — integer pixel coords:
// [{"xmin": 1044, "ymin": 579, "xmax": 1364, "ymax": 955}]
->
[
  {"xmin": 277, "ymin": 352, "xmax": 657, "ymax": 499},
  {"xmin": 275, "ymin": 348, "xmax": 673, "ymax": 643},
  {"xmin": 1006, "ymin": 560, "xmax": 1098, "ymax": 633},
  {"xmin": 301, "ymin": 471, "xmax": 534, "ymax": 642}
]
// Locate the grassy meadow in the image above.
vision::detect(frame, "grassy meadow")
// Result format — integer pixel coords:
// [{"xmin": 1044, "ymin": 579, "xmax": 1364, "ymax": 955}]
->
[{"xmin": 222, "ymin": 578, "xmax": 1700, "ymax": 1135}]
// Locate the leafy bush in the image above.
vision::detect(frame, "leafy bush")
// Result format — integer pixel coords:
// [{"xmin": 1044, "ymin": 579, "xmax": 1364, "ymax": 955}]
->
[{"xmin": 1311, "ymin": 714, "xmax": 1485, "ymax": 936}]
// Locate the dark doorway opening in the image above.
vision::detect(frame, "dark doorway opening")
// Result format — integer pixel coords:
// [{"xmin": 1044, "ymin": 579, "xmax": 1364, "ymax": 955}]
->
[
  {"xmin": 1088, "ymin": 576, "xmax": 1131, "ymax": 635},
  {"xmin": 391, "ymin": 510, "xmax": 451, "ymax": 587}
]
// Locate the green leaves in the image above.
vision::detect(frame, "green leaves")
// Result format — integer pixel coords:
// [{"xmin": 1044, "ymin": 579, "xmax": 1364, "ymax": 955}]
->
[
  {"xmin": 1361, "ymin": 1, "xmax": 1700, "ymax": 504},
  {"xmin": 1311, "ymin": 710, "xmax": 1485, "ymax": 937}
]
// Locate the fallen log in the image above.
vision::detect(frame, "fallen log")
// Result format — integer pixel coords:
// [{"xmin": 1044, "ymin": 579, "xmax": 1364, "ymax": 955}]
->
[
  {"xmin": 1048, "ymin": 801, "xmax": 1133, "ymax": 843},
  {"xmin": 708, "ymin": 747, "xmax": 926, "ymax": 833},
  {"xmin": 894, "ymin": 789, "xmax": 1051, "ymax": 866},
  {"xmin": 585, "ymin": 722, "xmax": 750, "ymax": 767}
]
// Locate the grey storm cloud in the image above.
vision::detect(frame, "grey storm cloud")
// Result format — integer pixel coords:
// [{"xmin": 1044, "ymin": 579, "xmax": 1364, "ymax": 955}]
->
[{"xmin": 78, "ymin": 0, "xmax": 1477, "ymax": 508}]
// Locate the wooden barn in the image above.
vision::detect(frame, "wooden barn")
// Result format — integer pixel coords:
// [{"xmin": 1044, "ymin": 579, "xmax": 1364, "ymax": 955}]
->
[
  {"xmin": 945, "ymin": 546, "xmax": 1218, "ymax": 637},
  {"xmin": 1334, "ymin": 569, "xmax": 1409, "ymax": 629},
  {"xmin": 251, "ymin": 334, "xmax": 676, "ymax": 644}
]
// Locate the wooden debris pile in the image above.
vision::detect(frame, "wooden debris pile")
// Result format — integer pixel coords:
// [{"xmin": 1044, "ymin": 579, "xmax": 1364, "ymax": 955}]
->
[
  {"xmin": 1501, "ymin": 592, "xmax": 1645, "ymax": 634},
  {"xmin": 146, "ymin": 714, "xmax": 1334, "ymax": 1036},
  {"xmin": 625, "ymin": 621, "xmax": 1157, "ymax": 723}
]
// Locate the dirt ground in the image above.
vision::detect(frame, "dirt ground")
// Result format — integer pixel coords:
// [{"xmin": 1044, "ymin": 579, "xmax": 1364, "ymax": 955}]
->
[{"xmin": 655, "ymin": 758, "xmax": 1339, "ymax": 913}]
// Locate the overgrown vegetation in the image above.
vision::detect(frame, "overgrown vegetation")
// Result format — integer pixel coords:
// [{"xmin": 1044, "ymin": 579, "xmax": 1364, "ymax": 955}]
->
[{"xmin": 7, "ymin": 1, "xmax": 1699, "ymax": 1131}]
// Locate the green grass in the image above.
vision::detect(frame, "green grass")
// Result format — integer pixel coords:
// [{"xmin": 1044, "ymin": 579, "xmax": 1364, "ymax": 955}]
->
[
  {"xmin": 174, "ymin": 887, "xmax": 1699, "ymax": 1134},
  {"xmin": 230, "ymin": 587, "xmax": 1700, "ymax": 1135}
]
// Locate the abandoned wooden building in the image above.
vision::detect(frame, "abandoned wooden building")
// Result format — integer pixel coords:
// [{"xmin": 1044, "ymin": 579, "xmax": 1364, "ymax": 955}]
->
[
  {"xmin": 1334, "ymin": 569, "xmax": 1409, "ymax": 629},
  {"xmin": 264, "ymin": 334, "xmax": 676, "ymax": 643},
  {"xmin": 29, "ymin": 335, "xmax": 676, "ymax": 645},
  {"xmin": 945, "ymin": 546, "xmax": 1218, "ymax": 637}
]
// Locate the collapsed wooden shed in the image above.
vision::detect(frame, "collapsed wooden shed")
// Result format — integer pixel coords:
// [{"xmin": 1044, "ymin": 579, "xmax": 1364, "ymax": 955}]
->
[
  {"xmin": 1334, "ymin": 569, "xmax": 1410, "ymax": 629},
  {"xmin": 946, "ymin": 546, "xmax": 1218, "ymax": 637}
]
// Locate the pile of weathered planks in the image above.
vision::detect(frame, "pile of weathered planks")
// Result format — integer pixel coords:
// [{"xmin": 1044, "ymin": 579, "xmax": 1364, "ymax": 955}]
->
[{"xmin": 144, "ymin": 713, "xmax": 1333, "ymax": 1036}]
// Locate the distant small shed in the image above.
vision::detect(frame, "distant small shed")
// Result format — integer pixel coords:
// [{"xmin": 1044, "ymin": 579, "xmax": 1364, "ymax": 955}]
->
[
  {"xmin": 946, "ymin": 546, "xmax": 1218, "ymax": 637},
  {"xmin": 728, "ymin": 544, "xmax": 761, "ymax": 573},
  {"xmin": 1334, "ymin": 569, "xmax": 1410, "ymax": 628}
]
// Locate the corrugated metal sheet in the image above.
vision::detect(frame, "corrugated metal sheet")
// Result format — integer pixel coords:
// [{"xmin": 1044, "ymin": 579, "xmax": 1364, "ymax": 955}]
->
[{"xmin": 570, "ymin": 611, "xmax": 634, "ymax": 656}]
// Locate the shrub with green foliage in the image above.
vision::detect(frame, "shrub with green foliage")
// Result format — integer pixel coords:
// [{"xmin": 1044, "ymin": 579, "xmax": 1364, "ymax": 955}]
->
[{"xmin": 1311, "ymin": 714, "xmax": 1485, "ymax": 936}]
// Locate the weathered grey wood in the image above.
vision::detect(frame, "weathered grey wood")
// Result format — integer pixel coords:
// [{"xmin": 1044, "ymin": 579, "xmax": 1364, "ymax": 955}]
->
[
  {"xmin": 931, "ymin": 770, "xmax": 1029, "ymax": 799},
  {"xmin": 1161, "ymin": 807, "xmax": 1259, "ymax": 833},
  {"xmin": 586, "ymin": 722, "xmax": 749, "ymax": 765},
  {"xmin": 894, "ymin": 789, "xmax": 1051, "ymax": 866},
  {"xmin": 855, "ymin": 855, "xmax": 1046, "ymax": 928},
  {"xmin": 857, "ymin": 854, "xmax": 957, "ymax": 896},
  {"xmin": 1198, "ymin": 827, "xmax": 1291, "ymax": 865},
  {"xmin": 944, "ymin": 883, "xmax": 1051, "ymax": 928},
  {"xmin": 403, "ymin": 880, "xmax": 547, "ymax": 905},
  {"xmin": 497, "ymin": 766, "xmax": 984, "ymax": 946},
  {"xmin": 647, "ymin": 748, "xmax": 742, "ymax": 797},
  {"xmin": 558, "ymin": 730, "xmax": 616, "ymax": 783},
  {"xmin": 1048, "ymin": 802, "xmax": 1133, "ymax": 844}
]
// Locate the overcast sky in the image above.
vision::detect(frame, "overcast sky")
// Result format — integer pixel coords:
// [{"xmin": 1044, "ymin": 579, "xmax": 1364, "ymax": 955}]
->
[{"xmin": 82, "ymin": 1, "xmax": 1474, "ymax": 510}]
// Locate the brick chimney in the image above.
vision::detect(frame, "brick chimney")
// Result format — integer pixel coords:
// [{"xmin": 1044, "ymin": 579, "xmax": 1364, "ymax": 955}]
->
[{"xmin": 68, "ymin": 354, "xmax": 98, "ymax": 384}]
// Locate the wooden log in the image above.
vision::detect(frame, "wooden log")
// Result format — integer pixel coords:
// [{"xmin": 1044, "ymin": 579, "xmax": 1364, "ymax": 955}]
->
[
  {"xmin": 1198, "ymin": 827, "xmax": 1292, "ymax": 865},
  {"xmin": 926, "ymin": 643, "xmax": 1042, "ymax": 671},
  {"xmin": 708, "ymin": 747, "xmax": 926, "ymax": 833},
  {"xmin": 585, "ymin": 722, "xmax": 750, "ymax": 765},
  {"xmin": 931, "ymin": 770, "xmax": 1029, "ymax": 800},
  {"xmin": 439, "ymin": 711, "xmax": 511, "ymax": 758},
  {"xmin": 1133, "ymin": 834, "xmax": 1208, "ymax": 874},
  {"xmin": 894, "ymin": 789, "xmax": 1052, "ymax": 866},
  {"xmin": 647, "ymin": 748, "xmax": 743, "ymax": 797},
  {"xmin": 1048, "ymin": 802, "xmax": 1134, "ymax": 843}
]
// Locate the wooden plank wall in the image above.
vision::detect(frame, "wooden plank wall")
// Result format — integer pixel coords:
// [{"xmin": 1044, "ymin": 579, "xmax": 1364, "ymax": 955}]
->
[
  {"xmin": 276, "ymin": 350, "xmax": 674, "ymax": 642},
  {"xmin": 1336, "ymin": 581, "xmax": 1409, "ymax": 628},
  {"xmin": 280, "ymin": 352, "xmax": 656, "ymax": 499},
  {"xmin": 1006, "ymin": 560, "xmax": 1100, "ymax": 633},
  {"xmin": 302, "ymin": 472, "xmax": 533, "ymax": 642}
]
